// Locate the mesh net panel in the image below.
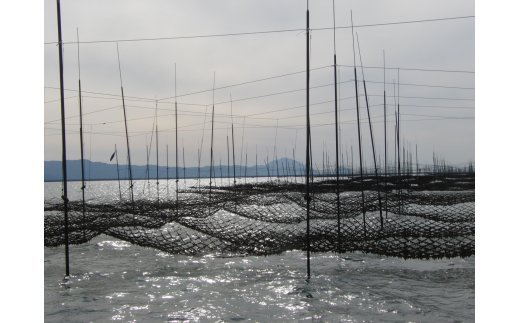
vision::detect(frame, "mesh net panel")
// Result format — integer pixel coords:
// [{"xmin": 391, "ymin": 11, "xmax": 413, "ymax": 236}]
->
[{"xmin": 44, "ymin": 173, "xmax": 474, "ymax": 259}]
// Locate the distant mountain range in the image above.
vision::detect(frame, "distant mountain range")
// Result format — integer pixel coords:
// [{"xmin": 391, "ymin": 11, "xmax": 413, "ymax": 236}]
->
[{"xmin": 44, "ymin": 158, "xmax": 353, "ymax": 182}]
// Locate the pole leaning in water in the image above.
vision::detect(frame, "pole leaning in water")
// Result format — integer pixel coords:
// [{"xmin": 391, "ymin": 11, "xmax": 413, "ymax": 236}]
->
[
  {"xmin": 116, "ymin": 43, "xmax": 134, "ymax": 207},
  {"xmin": 351, "ymin": 11, "xmax": 367, "ymax": 238},
  {"xmin": 356, "ymin": 34, "xmax": 384, "ymax": 229},
  {"xmin": 76, "ymin": 28, "xmax": 86, "ymax": 240},
  {"xmin": 56, "ymin": 0, "xmax": 70, "ymax": 277},
  {"xmin": 209, "ymin": 72, "xmax": 216, "ymax": 202}
]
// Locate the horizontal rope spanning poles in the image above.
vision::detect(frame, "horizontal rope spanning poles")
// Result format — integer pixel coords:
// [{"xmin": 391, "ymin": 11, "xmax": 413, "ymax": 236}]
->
[
  {"xmin": 45, "ymin": 95, "xmax": 77, "ymax": 103},
  {"xmin": 46, "ymin": 116, "xmax": 475, "ymax": 138},
  {"xmin": 45, "ymin": 97, "xmax": 473, "ymax": 124},
  {"xmin": 45, "ymin": 86, "xmax": 158, "ymax": 103},
  {"xmin": 44, "ymin": 15, "xmax": 475, "ymax": 45},
  {"xmin": 44, "ymin": 94, "xmax": 181, "ymax": 106},
  {"xmin": 45, "ymin": 78, "xmax": 356, "ymax": 122},
  {"xmin": 176, "ymin": 112, "xmax": 475, "ymax": 131},
  {"xmin": 208, "ymin": 84, "xmax": 474, "ymax": 107},
  {"xmin": 237, "ymin": 98, "xmax": 473, "ymax": 120},
  {"xmin": 271, "ymin": 105, "xmax": 474, "ymax": 121},
  {"xmin": 240, "ymin": 99, "xmax": 474, "ymax": 119},
  {"xmin": 157, "ymin": 66, "xmax": 331, "ymax": 101},
  {"xmin": 45, "ymin": 104, "xmax": 474, "ymax": 137},
  {"xmin": 45, "ymin": 97, "xmax": 474, "ymax": 130},
  {"xmin": 45, "ymin": 114, "xmax": 474, "ymax": 138},
  {"xmin": 45, "ymin": 87, "xmax": 473, "ymax": 124},
  {"xmin": 337, "ymin": 64, "xmax": 474, "ymax": 74},
  {"xmin": 361, "ymin": 80, "xmax": 474, "ymax": 90},
  {"xmin": 44, "ymin": 70, "xmax": 475, "ymax": 106},
  {"xmin": 44, "ymin": 65, "xmax": 331, "ymax": 102},
  {"xmin": 45, "ymin": 79, "xmax": 356, "ymax": 124},
  {"xmin": 45, "ymin": 75, "xmax": 474, "ymax": 109},
  {"xmin": 117, "ymin": 102, "xmax": 475, "ymax": 126},
  {"xmin": 45, "ymin": 104, "xmax": 124, "ymax": 124},
  {"xmin": 44, "ymin": 97, "xmax": 210, "ymax": 124},
  {"xmin": 45, "ymin": 85, "xmax": 474, "ymax": 125},
  {"xmin": 44, "ymin": 101, "xmax": 203, "ymax": 125}
]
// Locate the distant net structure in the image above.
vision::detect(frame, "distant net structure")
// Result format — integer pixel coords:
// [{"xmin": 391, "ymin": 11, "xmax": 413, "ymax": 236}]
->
[{"xmin": 44, "ymin": 173, "xmax": 474, "ymax": 259}]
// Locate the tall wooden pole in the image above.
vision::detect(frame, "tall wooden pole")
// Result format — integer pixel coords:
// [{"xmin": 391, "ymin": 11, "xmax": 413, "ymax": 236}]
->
[
  {"xmin": 76, "ymin": 28, "xmax": 86, "ymax": 240},
  {"xmin": 145, "ymin": 140, "xmax": 150, "ymax": 193},
  {"xmin": 397, "ymin": 69, "xmax": 402, "ymax": 214},
  {"xmin": 305, "ymin": 0, "xmax": 311, "ymax": 280},
  {"xmin": 116, "ymin": 43, "xmax": 134, "ymax": 206},
  {"xmin": 182, "ymin": 146, "xmax": 186, "ymax": 189},
  {"xmin": 115, "ymin": 144, "xmax": 122, "ymax": 200},
  {"xmin": 244, "ymin": 147, "xmax": 248, "ymax": 182},
  {"xmin": 166, "ymin": 144, "xmax": 169, "ymax": 198},
  {"xmin": 155, "ymin": 101, "xmax": 159, "ymax": 202},
  {"xmin": 56, "ymin": 0, "xmax": 70, "ymax": 277},
  {"xmin": 175, "ymin": 64, "xmax": 179, "ymax": 203},
  {"xmin": 383, "ymin": 50, "xmax": 388, "ymax": 218},
  {"xmin": 230, "ymin": 94, "xmax": 236, "ymax": 186},
  {"xmin": 227, "ymin": 135, "xmax": 230, "ymax": 185},
  {"xmin": 332, "ymin": 0, "xmax": 341, "ymax": 253},
  {"xmin": 351, "ymin": 11, "xmax": 366, "ymax": 238},
  {"xmin": 416, "ymin": 143, "xmax": 419, "ymax": 175},
  {"xmin": 209, "ymin": 73, "xmax": 216, "ymax": 200},
  {"xmin": 293, "ymin": 148, "xmax": 297, "ymax": 183},
  {"xmin": 356, "ymin": 34, "xmax": 384, "ymax": 229},
  {"xmin": 274, "ymin": 120, "xmax": 279, "ymax": 179}
]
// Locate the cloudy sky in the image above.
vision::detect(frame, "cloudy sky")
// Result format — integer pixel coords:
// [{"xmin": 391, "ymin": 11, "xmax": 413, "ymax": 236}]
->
[{"xmin": 44, "ymin": 0, "xmax": 475, "ymax": 169}]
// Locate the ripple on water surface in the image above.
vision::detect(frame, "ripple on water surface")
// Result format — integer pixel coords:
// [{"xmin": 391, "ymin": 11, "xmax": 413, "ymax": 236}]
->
[{"xmin": 45, "ymin": 235, "xmax": 474, "ymax": 322}]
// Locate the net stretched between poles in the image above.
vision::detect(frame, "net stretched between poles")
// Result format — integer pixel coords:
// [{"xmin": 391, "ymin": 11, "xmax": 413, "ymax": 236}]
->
[{"xmin": 44, "ymin": 173, "xmax": 474, "ymax": 259}]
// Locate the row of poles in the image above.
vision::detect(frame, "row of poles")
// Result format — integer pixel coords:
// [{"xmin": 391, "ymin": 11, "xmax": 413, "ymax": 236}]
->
[
  {"xmin": 55, "ymin": 0, "xmax": 404, "ymax": 279},
  {"xmin": 304, "ymin": 1, "xmax": 405, "ymax": 279}
]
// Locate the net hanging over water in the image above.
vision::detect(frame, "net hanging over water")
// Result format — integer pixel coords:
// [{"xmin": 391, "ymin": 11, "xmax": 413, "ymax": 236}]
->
[{"xmin": 44, "ymin": 174, "xmax": 474, "ymax": 259}]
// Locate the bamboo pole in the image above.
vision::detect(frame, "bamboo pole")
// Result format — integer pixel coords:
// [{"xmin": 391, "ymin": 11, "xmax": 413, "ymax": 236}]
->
[
  {"xmin": 305, "ymin": 0, "xmax": 311, "ymax": 280},
  {"xmin": 397, "ymin": 69, "xmax": 402, "ymax": 214},
  {"xmin": 227, "ymin": 135, "xmax": 230, "ymax": 185},
  {"xmin": 383, "ymin": 50, "xmax": 388, "ymax": 219},
  {"xmin": 332, "ymin": 0, "xmax": 340, "ymax": 251},
  {"xmin": 116, "ymin": 43, "xmax": 134, "ymax": 206},
  {"xmin": 76, "ymin": 28, "xmax": 86, "ymax": 240},
  {"xmin": 166, "ymin": 144, "xmax": 169, "ymax": 198},
  {"xmin": 56, "ymin": 0, "xmax": 70, "ymax": 277},
  {"xmin": 230, "ymin": 95, "xmax": 236, "ymax": 186},
  {"xmin": 175, "ymin": 64, "xmax": 179, "ymax": 203},
  {"xmin": 209, "ymin": 73, "xmax": 216, "ymax": 208},
  {"xmin": 351, "ymin": 11, "xmax": 366, "ymax": 238},
  {"xmin": 155, "ymin": 100, "xmax": 159, "ymax": 202},
  {"xmin": 275, "ymin": 120, "xmax": 280, "ymax": 179},
  {"xmin": 182, "ymin": 146, "xmax": 186, "ymax": 189},
  {"xmin": 115, "ymin": 145, "xmax": 122, "ymax": 200},
  {"xmin": 356, "ymin": 34, "xmax": 384, "ymax": 229}
]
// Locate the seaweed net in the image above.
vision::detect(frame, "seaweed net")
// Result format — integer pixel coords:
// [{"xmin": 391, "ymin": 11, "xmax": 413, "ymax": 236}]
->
[{"xmin": 44, "ymin": 173, "xmax": 474, "ymax": 259}]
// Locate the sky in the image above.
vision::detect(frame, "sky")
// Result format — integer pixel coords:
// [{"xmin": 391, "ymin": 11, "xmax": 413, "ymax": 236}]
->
[{"xmin": 44, "ymin": 0, "xmax": 475, "ymax": 169}]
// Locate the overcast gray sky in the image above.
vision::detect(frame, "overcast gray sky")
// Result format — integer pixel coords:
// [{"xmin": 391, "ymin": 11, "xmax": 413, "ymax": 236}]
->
[{"xmin": 44, "ymin": 0, "xmax": 475, "ymax": 168}]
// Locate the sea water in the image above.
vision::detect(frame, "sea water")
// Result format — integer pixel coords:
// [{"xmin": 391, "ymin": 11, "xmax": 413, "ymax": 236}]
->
[{"xmin": 45, "ymin": 179, "xmax": 474, "ymax": 322}]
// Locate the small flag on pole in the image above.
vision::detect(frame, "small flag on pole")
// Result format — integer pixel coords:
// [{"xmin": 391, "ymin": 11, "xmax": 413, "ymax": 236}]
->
[{"xmin": 110, "ymin": 151, "xmax": 116, "ymax": 162}]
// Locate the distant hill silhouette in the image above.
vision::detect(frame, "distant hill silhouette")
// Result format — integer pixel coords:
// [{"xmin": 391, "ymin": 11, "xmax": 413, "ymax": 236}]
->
[{"xmin": 43, "ymin": 158, "xmax": 350, "ymax": 182}]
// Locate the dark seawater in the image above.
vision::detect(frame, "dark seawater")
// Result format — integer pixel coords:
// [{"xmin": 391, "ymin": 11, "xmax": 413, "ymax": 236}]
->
[{"xmin": 45, "ymin": 180, "xmax": 474, "ymax": 322}]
